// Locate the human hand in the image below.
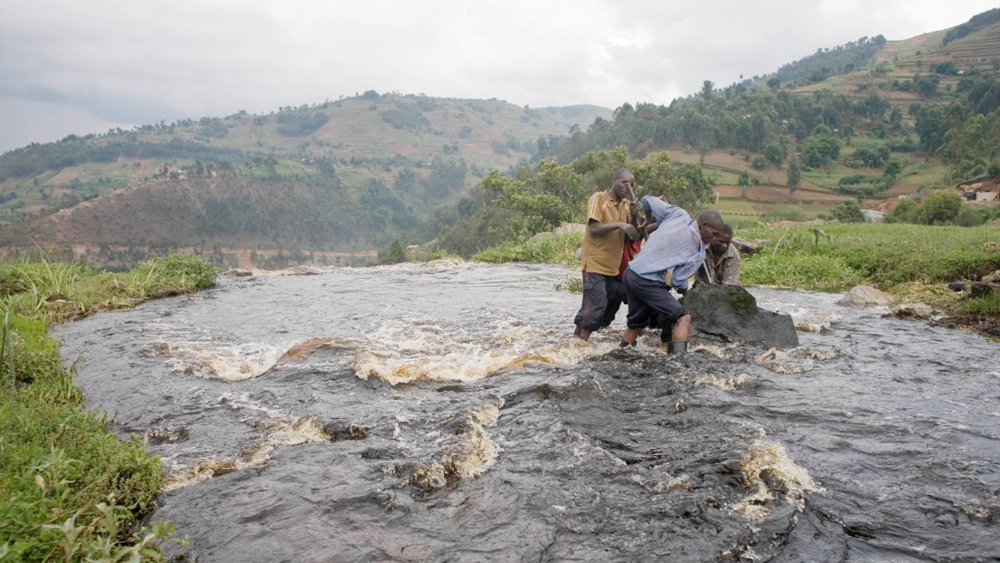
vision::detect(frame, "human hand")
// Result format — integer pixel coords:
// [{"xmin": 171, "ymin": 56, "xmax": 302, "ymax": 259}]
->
[{"xmin": 619, "ymin": 223, "xmax": 640, "ymax": 240}]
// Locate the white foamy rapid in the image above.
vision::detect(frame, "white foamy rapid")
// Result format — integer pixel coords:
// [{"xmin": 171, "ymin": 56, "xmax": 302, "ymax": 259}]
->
[
  {"xmin": 409, "ymin": 399, "xmax": 506, "ymax": 490},
  {"xmin": 162, "ymin": 394, "xmax": 328, "ymax": 491},
  {"xmin": 354, "ymin": 320, "xmax": 622, "ymax": 385},
  {"xmin": 731, "ymin": 437, "xmax": 821, "ymax": 520}
]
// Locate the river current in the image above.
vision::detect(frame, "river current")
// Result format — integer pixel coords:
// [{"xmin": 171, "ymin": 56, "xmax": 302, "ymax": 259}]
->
[{"xmin": 55, "ymin": 261, "xmax": 1000, "ymax": 562}]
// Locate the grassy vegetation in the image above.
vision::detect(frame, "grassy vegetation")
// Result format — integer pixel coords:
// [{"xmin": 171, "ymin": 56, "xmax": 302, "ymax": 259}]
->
[
  {"xmin": 1, "ymin": 252, "xmax": 218, "ymax": 561},
  {"xmin": 472, "ymin": 232, "xmax": 584, "ymax": 265},
  {"xmin": 740, "ymin": 223, "xmax": 999, "ymax": 289},
  {"xmin": 473, "ymin": 223, "xmax": 1000, "ymax": 333}
]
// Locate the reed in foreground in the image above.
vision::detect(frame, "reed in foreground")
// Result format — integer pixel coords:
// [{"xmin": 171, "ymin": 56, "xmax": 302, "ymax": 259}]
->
[{"xmin": 1, "ymin": 252, "xmax": 218, "ymax": 561}]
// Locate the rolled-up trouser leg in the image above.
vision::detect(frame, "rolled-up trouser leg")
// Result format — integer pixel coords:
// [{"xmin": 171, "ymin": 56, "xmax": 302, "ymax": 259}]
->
[
  {"xmin": 601, "ymin": 276, "xmax": 627, "ymax": 327},
  {"xmin": 575, "ymin": 271, "xmax": 611, "ymax": 332},
  {"xmin": 624, "ymin": 269, "xmax": 688, "ymax": 332}
]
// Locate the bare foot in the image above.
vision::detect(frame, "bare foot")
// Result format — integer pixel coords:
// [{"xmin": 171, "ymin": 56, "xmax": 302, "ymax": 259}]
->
[{"xmin": 621, "ymin": 327, "xmax": 645, "ymax": 345}]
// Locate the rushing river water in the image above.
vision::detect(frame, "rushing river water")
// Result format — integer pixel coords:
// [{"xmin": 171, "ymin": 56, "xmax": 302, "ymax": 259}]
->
[{"xmin": 56, "ymin": 261, "xmax": 1000, "ymax": 562}]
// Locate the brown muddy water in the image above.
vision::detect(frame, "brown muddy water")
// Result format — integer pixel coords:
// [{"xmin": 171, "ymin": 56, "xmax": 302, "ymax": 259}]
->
[{"xmin": 55, "ymin": 261, "xmax": 1000, "ymax": 562}]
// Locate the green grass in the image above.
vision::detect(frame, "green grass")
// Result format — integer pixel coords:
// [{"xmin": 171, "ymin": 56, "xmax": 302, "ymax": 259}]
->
[
  {"xmin": 962, "ymin": 292, "xmax": 1000, "ymax": 315},
  {"xmin": 742, "ymin": 254, "xmax": 864, "ymax": 288},
  {"xmin": 705, "ymin": 168, "xmax": 742, "ymax": 185},
  {"xmin": 473, "ymin": 232, "xmax": 584, "ymax": 265},
  {"xmin": 0, "ymin": 252, "xmax": 216, "ymax": 561},
  {"xmin": 711, "ymin": 199, "xmax": 759, "ymax": 215},
  {"xmin": 740, "ymin": 223, "xmax": 1000, "ymax": 289}
]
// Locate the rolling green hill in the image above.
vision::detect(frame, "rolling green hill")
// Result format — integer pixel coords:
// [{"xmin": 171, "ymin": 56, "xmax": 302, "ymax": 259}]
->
[{"xmin": 0, "ymin": 94, "xmax": 610, "ymax": 262}]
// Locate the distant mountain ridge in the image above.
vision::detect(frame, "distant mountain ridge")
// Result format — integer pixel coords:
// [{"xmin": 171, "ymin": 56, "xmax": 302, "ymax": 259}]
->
[{"xmin": 0, "ymin": 94, "xmax": 610, "ymax": 262}]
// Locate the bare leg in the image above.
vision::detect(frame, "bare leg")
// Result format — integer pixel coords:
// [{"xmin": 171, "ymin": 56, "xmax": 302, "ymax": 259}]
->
[
  {"xmin": 578, "ymin": 328, "xmax": 591, "ymax": 341},
  {"xmin": 671, "ymin": 314, "xmax": 691, "ymax": 342},
  {"xmin": 620, "ymin": 327, "xmax": 646, "ymax": 345},
  {"xmin": 574, "ymin": 325, "xmax": 582, "ymax": 337}
]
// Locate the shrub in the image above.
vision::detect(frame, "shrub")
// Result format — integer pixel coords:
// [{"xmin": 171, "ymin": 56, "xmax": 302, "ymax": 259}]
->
[
  {"xmin": 885, "ymin": 198, "xmax": 920, "ymax": 223},
  {"xmin": 831, "ymin": 200, "xmax": 866, "ymax": 223},
  {"xmin": 136, "ymin": 252, "xmax": 220, "ymax": 291},
  {"xmin": 473, "ymin": 232, "xmax": 583, "ymax": 265},
  {"xmin": 918, "ymin": 190, "xmax": 964, "ymax": 225},
  {"xmin": 276, "ymin": 111, "xmax": 329, "ymax": 136}
]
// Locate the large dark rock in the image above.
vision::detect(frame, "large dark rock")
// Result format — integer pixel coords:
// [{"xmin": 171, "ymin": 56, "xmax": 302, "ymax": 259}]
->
[{"xmin": 681, "ymin": 284, "xmax": 799, "ymax": 349}]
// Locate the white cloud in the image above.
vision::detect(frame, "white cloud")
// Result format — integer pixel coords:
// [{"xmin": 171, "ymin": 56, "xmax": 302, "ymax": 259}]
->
[{"xmin": 1, "ymin": 0, "xmax": 997, "ymax": 151}]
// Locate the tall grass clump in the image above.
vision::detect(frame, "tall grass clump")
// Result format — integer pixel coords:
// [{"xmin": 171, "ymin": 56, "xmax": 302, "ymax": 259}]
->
[
  {"xmin": 473, "ymin": 232, "xmax": 584, "ymax": 265},
  {"xmin": 0, "ymin": 251, "xmax": 216, "ymax": 561},
  {"xmin": 740, "ymin": 223, "xmax": 1000, "ymax": 289}
]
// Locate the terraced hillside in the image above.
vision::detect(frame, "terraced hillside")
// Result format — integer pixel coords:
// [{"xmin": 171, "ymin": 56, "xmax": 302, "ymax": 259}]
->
[{"xmin": 0, "ymin": 94, "xmax": 610, "ymax": 262}]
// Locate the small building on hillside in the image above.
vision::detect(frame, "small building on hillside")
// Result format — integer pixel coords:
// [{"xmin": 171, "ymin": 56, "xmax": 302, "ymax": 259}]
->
[
  {"xmin": 862, "ymin": 209, "xmax": 885, "ymax": 222},
  {"xmin": 957, "ymin": 174, "xmax": 999, "ymax": 202}
]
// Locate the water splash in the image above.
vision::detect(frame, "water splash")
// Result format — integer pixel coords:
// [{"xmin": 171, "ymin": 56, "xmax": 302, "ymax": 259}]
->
[
  {"xmin": 354, "ymin": 320, "xmax": 619, "ymax": 385},
  {"xmin": 731, "ymin": 439, "xmax": 821, "ymax": 520},
  {"xmin": 162, "ymin": 394, "xmax": 329, "ymax": 491},
  {"xmin": 691, "ymin": 372, "xmax": 754, "ymax": 390},
  {"xmin": 409, "ymin": 399, "xmax": 505, "ymax": 490}
]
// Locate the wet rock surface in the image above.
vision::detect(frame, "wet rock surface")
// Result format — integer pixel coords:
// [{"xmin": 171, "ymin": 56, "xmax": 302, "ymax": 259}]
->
[
  {"xmin": 836, "ymin": 285, "xmax": 896, "ymax": 308},
  {"xmin": 886, "ymin": 302, "xmax": 934, "ymax": 320},
  {"xmin": 683, "ymin": 284, "xmax": 799, "ymax": 349}
]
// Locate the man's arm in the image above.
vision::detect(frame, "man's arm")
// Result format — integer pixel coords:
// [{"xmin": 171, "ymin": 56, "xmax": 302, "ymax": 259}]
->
[
  {"xmin": 720, "ymin": 252, "xmax": 742, "ymax": 286},
  {"xmin": 642, "ymin": 195, "xmax": 687, "ymax": 224},
  {"xmin": 588, "ymin": 219, "xmax": 639, "ymax": 239}
]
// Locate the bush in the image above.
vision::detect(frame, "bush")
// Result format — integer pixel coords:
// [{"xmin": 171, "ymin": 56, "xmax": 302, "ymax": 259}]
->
[
  {"xmin": 957, "ymin": 207, "xmax": 989, "ymax": 227},
  {"xmin": 885, "ymin": 198, "xmax": 920, "ymax": 223},
  {"xmin": 137, "ymin": 252, "xmax": 220, "ymax": 291},
  {"xmin": 381, "ymin": 105, "xmax": 430, "ymax": 130},
  {"xmin": 378, "ymin": 239, "xmax": 406, "ymax": 264},
  {"xmin": 832, "ymin": 200, "xmax": 866, "ymax": 223},
  {"xmin": 473, "ymin": 232, "xmax": 583, "ymax": 265},
  {"xmin": 276, "ymin": 111, "xmax": 329, "ymax": 136},
  {"xmin": 918, "ymin": 190, "xmax": 964, "ymax": 225}
]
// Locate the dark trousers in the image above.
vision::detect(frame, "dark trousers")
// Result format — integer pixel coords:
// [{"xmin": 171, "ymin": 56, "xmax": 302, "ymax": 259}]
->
[
  {"xmin": 574, "ymin": 271, "xmax": 626, "ymax": 331},
  {"xmin": 624, "ymin": 269, "xmax": 688, "ymax": 335}
]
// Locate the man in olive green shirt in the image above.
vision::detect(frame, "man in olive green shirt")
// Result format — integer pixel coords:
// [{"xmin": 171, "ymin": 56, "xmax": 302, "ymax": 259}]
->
[
  {"xmin": 695, "ymin": 224, "xmax": 742, "ymax": 286},
  {"xmin": 574, "ymin": 168, "xmax": 640, "ymax": 340}
]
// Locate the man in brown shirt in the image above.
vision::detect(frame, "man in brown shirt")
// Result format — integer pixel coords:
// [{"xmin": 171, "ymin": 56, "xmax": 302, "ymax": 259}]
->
[{"xmin": 574, "ymin": 168, "xmax": 640, "ymax": 340}]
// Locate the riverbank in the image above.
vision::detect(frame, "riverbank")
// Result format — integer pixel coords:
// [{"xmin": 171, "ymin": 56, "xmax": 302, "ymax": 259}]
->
[
  {"xmin": 473, "ymin": 223, "xmax": 1000, "ymax": 337},
  {"xmin": 1, "ymin": 253, "xmax": 218, "ymax": 561}
]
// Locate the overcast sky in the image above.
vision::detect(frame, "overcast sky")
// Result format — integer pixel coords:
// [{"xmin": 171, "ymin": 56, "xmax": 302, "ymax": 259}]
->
[{"xmin": 1, "ymin": 0, "xmax": 997, "ymax": 153}]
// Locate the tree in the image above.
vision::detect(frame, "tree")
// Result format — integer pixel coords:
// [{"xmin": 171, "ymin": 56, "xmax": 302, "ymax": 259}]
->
[
  {"xmin": 916, "ymin": 105, "xmax": 948, "ymax": 152},
  {"xmin": 883, "ymin": 160, "xmax": 903, "ymax": 185},
  {"xmin": 378, "ymin": 238, "xmax": 406, "ymax": 264},
  {"xmin": 832, "ymin": 200, "xmax": 865, "ymax": 222},
  {"xmin": 918, "ymin": 190, "xmax": 963, "ymax": 224},
  {"xmin": 798, "ymin": 134, "xmax": 840, "ymax": 167},
  {"xmin": 786, "ymin": 156, "xmax": 801, "ymax": 193},
  {"xmin": 701, "ymin": 80, "xmax": 715, "ymax": 100},
  {"xmin": 764, "ymin": 144, "xmax": 785, "ymax": 166}
]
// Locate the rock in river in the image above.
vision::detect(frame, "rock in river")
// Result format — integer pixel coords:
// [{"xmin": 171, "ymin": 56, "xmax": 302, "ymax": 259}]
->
[
  {"xmin": 837, "ymin": 285, "xmax": 895, "ymax": 308},
  {"xmin": 681, "ymin": 283, "xmax": 799, "ymax": 349}
]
